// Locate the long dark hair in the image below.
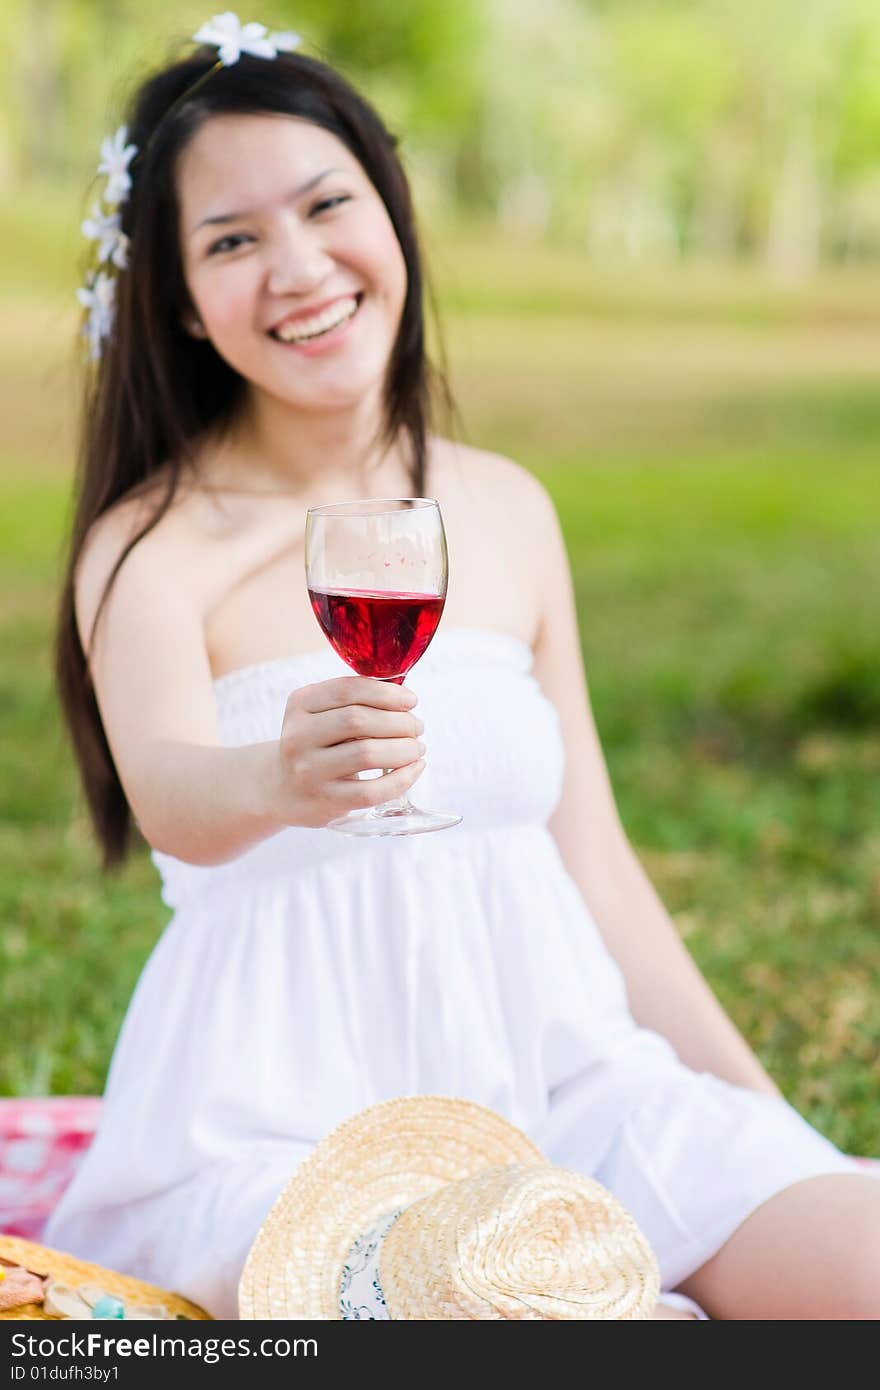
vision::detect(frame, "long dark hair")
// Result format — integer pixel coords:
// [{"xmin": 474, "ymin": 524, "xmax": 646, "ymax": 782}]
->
[{"xmin": 56, "ymin": 46, "xmax": 459, "ymax": 870}]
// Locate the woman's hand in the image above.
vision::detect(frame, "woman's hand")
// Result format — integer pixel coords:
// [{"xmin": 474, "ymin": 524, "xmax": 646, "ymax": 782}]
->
[{"xmin": 276, "ymin": 677, "xmax": 426, "ymax": 828}]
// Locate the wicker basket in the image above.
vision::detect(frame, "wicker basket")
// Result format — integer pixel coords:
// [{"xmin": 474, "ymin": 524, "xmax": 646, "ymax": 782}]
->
[{"xmin": 0, "ymin": 1234, "xmax": 210, "ymax": 1320}]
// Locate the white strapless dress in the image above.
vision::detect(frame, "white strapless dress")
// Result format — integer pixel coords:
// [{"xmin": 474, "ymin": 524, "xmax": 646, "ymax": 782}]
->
[{"xmin": 44, "ymin": 628, "xmax": 858, "ymax": 1318}]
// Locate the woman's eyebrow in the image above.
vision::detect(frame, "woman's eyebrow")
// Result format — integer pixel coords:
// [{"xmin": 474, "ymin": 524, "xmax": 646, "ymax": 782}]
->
[{"xmin": 192, "ymin": 168, "xmax": 347, "ymax": 233}]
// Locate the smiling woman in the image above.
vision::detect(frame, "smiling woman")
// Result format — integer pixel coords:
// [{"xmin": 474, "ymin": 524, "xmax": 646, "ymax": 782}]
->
[{"xmin": 45, "ymin": 19, "xmax": 879, "ymax": 1324}]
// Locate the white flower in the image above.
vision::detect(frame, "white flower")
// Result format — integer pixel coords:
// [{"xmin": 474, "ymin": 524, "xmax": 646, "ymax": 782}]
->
[
  {"xmin": 76, "ymin": 271, "xmax": 117, "ymax": 361},
  {"xmin": 193, "ymin": 12, "xmax": 273, "ymax": 63},
  {"xmin": 110, "ymin": 232, "xmax": 130, "ymax": 271},
  {"xmin": 192, "ymin": 12, "xmax": 300, "ymax": 65},
  {"xmin": 268, "ymin": 29, "xmax": 301, "ymax": 54},
  {"xmin": 97, "ymin": 125, "xmax": 138, "ymax": 206},
  {"xmin": 81, "ymin": 205, "xmax": 130, "ymax": 270}
]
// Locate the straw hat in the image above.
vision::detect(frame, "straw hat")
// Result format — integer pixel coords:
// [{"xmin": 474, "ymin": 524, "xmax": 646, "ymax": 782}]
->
[
  {"xmin": 238, "ymin": 1096, "xmax": 660, "ymax": 1320},
  {"xmin": 0, "ymin": 1235, "xmax": 210, "ymax": 1321}
]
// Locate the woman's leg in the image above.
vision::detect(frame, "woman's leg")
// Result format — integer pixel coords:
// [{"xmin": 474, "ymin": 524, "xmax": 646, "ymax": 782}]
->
[{"xmin": 675, "ymin": 1173, "xmax": 880, "ymax": 1319}]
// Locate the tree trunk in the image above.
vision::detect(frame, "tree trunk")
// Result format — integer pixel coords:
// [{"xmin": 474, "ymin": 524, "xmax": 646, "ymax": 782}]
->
[
  {"xmin": 765, "ymin": 117, "xmax": 823, "ymax": 283},
  {"xmin": 20, "ymin": 0, "xmax": 64, "ymax": 180}
]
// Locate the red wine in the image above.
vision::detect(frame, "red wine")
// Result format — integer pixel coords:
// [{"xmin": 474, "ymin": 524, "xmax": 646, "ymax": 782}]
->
[{"xmin": 308, "ymin": 587, "xmax": 445, "ymax": 684}]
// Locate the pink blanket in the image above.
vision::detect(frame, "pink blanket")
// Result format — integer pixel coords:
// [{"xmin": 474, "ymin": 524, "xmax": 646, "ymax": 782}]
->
[{"xmin": 0, "ymin": 1097, "xmax": 102, "ymax": 1240}]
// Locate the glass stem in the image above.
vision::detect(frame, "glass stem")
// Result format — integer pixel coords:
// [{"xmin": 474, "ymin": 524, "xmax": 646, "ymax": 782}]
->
[
  {"xmin": 374, "ymin": 774, "xmax": 415, "ymax": 817},
  {"xmin": 372, "ymin": 674, "xmax": 416, "ymax": 815}
]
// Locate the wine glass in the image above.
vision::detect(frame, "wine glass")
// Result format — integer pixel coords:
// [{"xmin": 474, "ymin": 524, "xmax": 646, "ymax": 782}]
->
[{"xmin": 304, "ymin": 497, "xmax": 462, "ymax": 836}]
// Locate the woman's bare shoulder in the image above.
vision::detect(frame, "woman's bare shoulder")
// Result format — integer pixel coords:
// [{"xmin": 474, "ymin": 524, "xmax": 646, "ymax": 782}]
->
[
  {"xmin": 78, "ymin": 467, "xmax": 189, "ymax": 568},
  {"xmin": 431, "ymin": 437, "xmax": 557, "ymax": 532},
  {"xmin": 432, "ymin": 436, "xmax": 551, "ymax": 503},
  {"xmin": 74, "ymin": 467, "xmax": 205, "ymax": 655}
]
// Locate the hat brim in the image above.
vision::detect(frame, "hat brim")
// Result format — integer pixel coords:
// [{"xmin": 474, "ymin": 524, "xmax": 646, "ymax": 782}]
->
[{"xmin": 238, "ymin": 1095, "xmax": 547, "ymax": 1319}]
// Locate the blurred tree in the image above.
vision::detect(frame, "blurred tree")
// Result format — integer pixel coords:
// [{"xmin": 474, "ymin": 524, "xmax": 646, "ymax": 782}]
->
[{"xmin": 19, "ymin": 0, "xmax": 65, "ymax": 179}]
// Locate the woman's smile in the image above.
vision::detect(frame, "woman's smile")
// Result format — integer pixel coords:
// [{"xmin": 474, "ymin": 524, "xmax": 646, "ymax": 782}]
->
[{"xmin": 268, "ymin": 291, "xmax": 364, "ymax": 353}]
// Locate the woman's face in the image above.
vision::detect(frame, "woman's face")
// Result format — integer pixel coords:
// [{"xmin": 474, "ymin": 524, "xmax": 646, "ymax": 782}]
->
[{"xmin": 177, "ymin": 113, "xmax": 408, "ymax": 415}]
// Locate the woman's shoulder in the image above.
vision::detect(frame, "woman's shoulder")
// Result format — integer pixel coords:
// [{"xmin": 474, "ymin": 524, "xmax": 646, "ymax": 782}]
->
[
  {"xmin": 431, "ymin": 436, "xmax": 555, "ymax": 517},
  {"xmin": 78, "ymin": 447, "xmax": 244, "ymax": 568},
  {"xmin": 77, "ymin": 466, "xmax": 190, "ymax": 572},
  {"xmin": 74, "ymin": 466, "xmax": 205, "ymax": 656},
  {"xmin": 429, "ymin": 438, "xmax": 561, "ymax": 642}
]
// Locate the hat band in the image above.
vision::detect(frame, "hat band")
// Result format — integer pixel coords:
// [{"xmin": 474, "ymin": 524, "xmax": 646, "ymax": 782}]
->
[{"xmin": 338, "ymin": 1209, "xmax": 404, "ymax": 1320}]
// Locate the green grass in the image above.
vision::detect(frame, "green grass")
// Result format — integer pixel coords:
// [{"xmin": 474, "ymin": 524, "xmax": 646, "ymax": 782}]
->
[{"xmin": 2, "ymin": 239, "xmax": 879, "ymax": 1156}]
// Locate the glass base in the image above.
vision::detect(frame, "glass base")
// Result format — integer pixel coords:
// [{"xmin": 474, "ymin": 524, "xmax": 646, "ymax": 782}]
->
[{"xmin": 326, "ymin": 805, "xmax": 462, "ymax": 837}]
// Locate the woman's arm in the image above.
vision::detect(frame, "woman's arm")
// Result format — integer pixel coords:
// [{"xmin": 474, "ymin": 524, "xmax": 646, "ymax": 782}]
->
[
  {"xmin": 75, "ymin": 503, "xmax": 426, "ymax": 865},
  {"xmin": 75, "ymin": 507, "xmax": 293, "ymax": 865},
  {"xmin": 520, "ymin": 468, "xmax": 781, "ymax": 1098}
]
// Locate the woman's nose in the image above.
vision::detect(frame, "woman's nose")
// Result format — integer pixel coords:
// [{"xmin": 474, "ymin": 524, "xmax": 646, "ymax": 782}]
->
[{"xmin": 265, "ymin": 222, "xmax": 333, "ymax": 297}]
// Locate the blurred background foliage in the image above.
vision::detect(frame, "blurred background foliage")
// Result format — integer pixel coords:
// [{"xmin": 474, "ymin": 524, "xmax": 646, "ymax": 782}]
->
[
  {"xmin": 1, "ymin": 1, "xmax": 878, "ymax": 1152},
  {"xmin": 7, "ymin": 0, "xmax": 880, "ymax": 270}
]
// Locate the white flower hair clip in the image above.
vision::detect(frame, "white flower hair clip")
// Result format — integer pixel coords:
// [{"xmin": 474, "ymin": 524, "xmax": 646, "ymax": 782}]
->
[
  {"xmin": 96, "ymin": 126, "xmax": 138, "ymax": 205},
  {"xmin": 77, "ymin": 13, "xmax": 301, "ymax": 360},
  {"xmin": 76, "ymin": 270, "xmax": 118, "ymax": 363},
  {"xmin": 81, "ymin": 206, "xmax": 130, "ymax": 271},
  {"xmin": 77, "ymin": 123, "xmax": 137, "ymax": 359},
  {"xmin": 192, "ymin": 11, "xmax": 300, "ymax": 65}
]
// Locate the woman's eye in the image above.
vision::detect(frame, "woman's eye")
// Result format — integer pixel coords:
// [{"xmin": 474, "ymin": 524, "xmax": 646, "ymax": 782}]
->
[
  {"xmin": 207, "ymin": 233, "xmax": 252, "ymax": 256},
  {"xmin": 311, "ymin": 195, "xmax": 351, "ymax": 216}
]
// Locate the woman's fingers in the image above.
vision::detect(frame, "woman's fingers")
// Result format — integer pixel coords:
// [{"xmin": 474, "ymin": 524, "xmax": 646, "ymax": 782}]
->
[
  {"xmin": 298, "ymin": 676, "xmax": 418, "ymax": 714},
  {"xmin": 278, "ymin": 677, "xmax": 426, "ymax": 827},
  {"xmin": 329, "ymin": 758, "xmax": 427, "ymax": 809},
  {"xmin": 319, "ymin": 735, "xmax": 426, "ymax": 781},
  {"xmin": 313, "ymin": 703, "xmax": 424, "ymax": 748}
]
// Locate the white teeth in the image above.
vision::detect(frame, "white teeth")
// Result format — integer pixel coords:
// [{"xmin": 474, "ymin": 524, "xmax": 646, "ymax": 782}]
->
[{"xmin": 274, "ymin": 296, "xmax": 359, "ymax": 343}]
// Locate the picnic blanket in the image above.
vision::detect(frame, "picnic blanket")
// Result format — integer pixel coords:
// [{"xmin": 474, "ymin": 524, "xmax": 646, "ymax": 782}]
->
[{"xmin": 0, "ymin": 1098, "xmax": 102, "ymax": 1240}]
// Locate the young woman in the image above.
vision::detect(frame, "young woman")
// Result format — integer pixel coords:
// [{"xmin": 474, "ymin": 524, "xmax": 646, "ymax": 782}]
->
[{"xmin": 45, "ymin": 28, "xmax": 878, "ymax": 1320}]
